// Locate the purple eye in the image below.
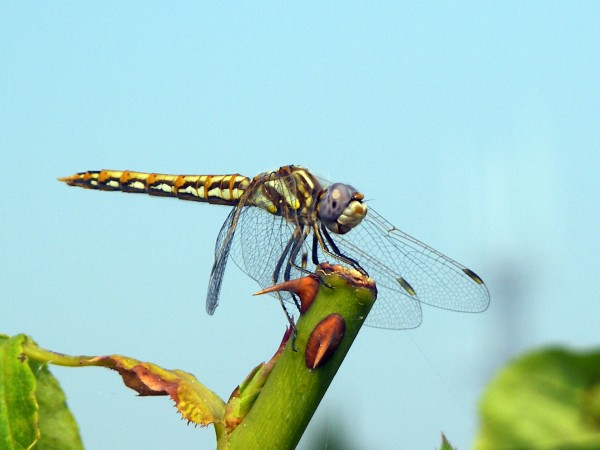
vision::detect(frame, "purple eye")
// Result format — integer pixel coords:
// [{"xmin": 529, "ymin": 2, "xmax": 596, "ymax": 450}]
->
[{"xmin": 319, "ymin": 183, "xmax": 355, "ymax": 223}]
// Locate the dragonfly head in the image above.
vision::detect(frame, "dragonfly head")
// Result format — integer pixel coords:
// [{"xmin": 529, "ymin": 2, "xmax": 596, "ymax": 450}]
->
[{"xmin": 318, "ymin": 183, "xmax": 367, "ymax": 235}]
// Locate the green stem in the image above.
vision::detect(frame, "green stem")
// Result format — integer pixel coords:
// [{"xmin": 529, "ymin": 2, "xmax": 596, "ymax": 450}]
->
[
  {"xmin": 21, "ymin": 340, "xmax": 96, "ymax": 367},
  {"xmin": 226, "ymin": 266, "xmax": 376, "ymax": 449}
]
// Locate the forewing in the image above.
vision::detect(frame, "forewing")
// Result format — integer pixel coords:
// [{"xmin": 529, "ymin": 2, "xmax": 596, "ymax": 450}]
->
[
  {"xmin": 328, "ymin": 207, "xmax": 490, "ymax": 329},
  {"xmin": 317, "ymin": 231, "xmax": 424, "ymax": 329}
]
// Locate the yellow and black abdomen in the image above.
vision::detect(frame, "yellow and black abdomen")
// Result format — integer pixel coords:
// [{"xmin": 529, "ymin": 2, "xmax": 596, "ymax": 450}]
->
[{"xmin": 58, "ymin": 170, "xmax": 250, "ymax": 206}]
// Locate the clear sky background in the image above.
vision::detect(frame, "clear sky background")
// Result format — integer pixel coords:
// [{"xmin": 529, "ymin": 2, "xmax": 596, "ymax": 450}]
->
[{"xmin": 2, "ymin": 3, "xmax": 599, "ymax": 449}]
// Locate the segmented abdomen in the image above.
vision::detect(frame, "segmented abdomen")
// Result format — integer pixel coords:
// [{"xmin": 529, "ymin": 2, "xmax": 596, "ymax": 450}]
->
[{"xmin": 59, "ymin": 170, "xmax": 250, "ymax": 205}]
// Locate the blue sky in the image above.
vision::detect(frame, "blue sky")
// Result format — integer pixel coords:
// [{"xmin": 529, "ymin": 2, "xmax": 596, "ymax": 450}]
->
[{"xmin": 2, "ymin": 3, "xmax": 599, "ymax": 449}]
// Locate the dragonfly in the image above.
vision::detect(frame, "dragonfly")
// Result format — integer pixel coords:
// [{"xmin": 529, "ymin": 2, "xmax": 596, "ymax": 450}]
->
[{"xmin": 59, "ymin": 165, "xmax": 490, "ymax": 329}]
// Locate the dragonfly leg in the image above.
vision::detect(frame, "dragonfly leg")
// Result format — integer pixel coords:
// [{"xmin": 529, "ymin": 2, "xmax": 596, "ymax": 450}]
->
[
  {"xmin": 283, "ymin": 226, "xmax": 312, "ymax": 311},
  {"xmin": 271, "ymin": 231, "xmax": 301, "ymax": 338},
  {"xmin": 315, "ymin": 223, "xmax": 368, "ymax": 277},
  {"xmin": 272, "ymin": 233, "xmax": 294, "ymax": 286},
  {"xmin": 285, "ymin": 225, "xmax": 313, "ymax": 278},
  {"xmin": 311, "ymin": 232, "xmax": 321, "ymax": 266},
  {"xmin": 301, "ymin": 251, "xmax": 308, "ymax": 270},
  {"xmin": 284, "ymin": 226, "xmax": 337, "ymax": 294}
]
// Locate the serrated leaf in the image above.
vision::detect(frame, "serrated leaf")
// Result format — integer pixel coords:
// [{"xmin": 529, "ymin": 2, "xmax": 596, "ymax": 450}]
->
[
  {"xmin": 475, "ymin": 347, "xmax": 600, "ymax": 449},
  {"xmin": 19, "ymin": 337, "xmax": 226, "ymax": 427}
]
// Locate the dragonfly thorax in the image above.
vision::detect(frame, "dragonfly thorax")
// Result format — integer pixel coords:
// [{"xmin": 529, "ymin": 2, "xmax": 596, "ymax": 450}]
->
[{"xmin": 318, "ymin": 183, "xmax": 367, "ymax": 235}]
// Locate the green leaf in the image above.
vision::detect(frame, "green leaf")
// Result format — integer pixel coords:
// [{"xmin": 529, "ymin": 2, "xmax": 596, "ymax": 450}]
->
[
  {"xmin": 0, "ymin": 334, "xmax": 39, "ymax": 449},
  {"xmin": 34, "ymin": 362, "xmax": 82, "ymax": 450},
  {"xmin": 475, "ymin": 347, "xmax": 600, "ymax": 449},
  {"xmin": 0, "ymin": 334, "xmax": 83, "ymax": 450}
]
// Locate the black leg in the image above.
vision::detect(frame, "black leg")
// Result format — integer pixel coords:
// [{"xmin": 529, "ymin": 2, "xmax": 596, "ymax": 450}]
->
[
  {"xmin": 271, "ymin": 233, "xmax": 299, "ymax": 334},
  {"xmin": 311, "ymin": 232, "xmax": 322, "ymax": 266},
  {"xmin": 318, "ymin": 223, "xmax": 368, "ymax": 276},
  {"xmin": 284, "ymin": 226, "xmax": 307, "ymax": 311},
  {"xmin": 285, "ymin": 226, "xmax": 315, "ymax": 278}
]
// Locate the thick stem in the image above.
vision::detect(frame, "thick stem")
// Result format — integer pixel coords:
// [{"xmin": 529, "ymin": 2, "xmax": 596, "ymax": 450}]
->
[{"xmin": 226, "ymin": 264, "xmax": 376, "ymax": 449}]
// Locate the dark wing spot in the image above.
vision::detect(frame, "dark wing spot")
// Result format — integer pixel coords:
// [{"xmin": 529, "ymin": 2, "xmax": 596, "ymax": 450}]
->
[
  {"xmin": 397, "ymin": 277, "xmax": 416, "ymax": 296},
  {"xmin": 463, "ymin": 268, "xmax": 484, "ymax": 285}
]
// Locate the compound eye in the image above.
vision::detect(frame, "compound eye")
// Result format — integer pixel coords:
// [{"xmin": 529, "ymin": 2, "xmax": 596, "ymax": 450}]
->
[{"xmin": 319, "ymin": 183, "xmax": 354, "ymax": 223}]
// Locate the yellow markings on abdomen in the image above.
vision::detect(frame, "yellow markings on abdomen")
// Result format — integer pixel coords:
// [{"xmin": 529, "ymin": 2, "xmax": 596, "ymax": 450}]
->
[{"xmin": 59, "ymin": 170, "xmax": 250, "ymax": 205}]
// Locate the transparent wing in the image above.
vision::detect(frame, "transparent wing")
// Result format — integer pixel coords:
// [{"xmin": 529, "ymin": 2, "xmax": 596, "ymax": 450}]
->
[
  {"xmin": 328, "ymin": 207, "xmax": 490, "ymax": 328},
  {"xmin": 228, "ymin": 205, "xmax": 298, "ymax": 289},
  {"xmin": 207, "ymin": 170, "xmax": 489, "ymax": 330},
  {"xmin": 208, "ymin": 170, "xmax": 307, "ymax": 311},
  {"xmin": 222, "ymin": 203, "xmax": 426, "ymax": 329},
  {"xmin": 206, "ymin": 207, "xmax": 239, "ymax": 314}
]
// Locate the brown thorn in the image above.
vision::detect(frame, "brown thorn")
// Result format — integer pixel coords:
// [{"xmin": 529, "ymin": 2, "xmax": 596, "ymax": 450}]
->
[
  {"xmin": 254, "ymin": 275, "xmax": 320, "ymax": 313},
  {"xmin": 305, "ymin": 314, "xmax": 346, "ymax": 369}
]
